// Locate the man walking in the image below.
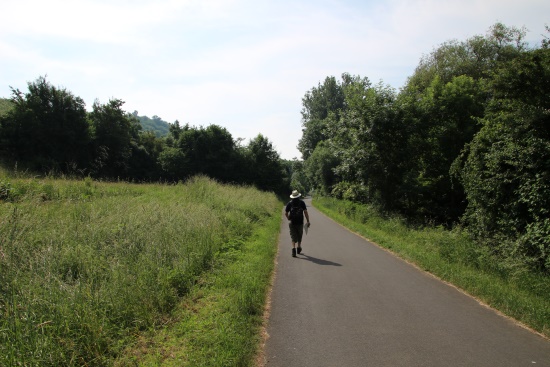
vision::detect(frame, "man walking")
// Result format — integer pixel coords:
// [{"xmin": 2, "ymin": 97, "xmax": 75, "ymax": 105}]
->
[{"xmin": 285, "ymin": 190, "xmax": 311, "ymax": 257}]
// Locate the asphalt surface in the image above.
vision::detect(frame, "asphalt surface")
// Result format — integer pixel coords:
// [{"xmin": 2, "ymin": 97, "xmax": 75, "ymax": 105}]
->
[{"xmin": 263, "ymin": 199, "xmax": 550, "ymax": 367}]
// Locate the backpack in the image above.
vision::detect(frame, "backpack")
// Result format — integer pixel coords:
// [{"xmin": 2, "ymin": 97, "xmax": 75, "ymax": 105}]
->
[{"xmin": 289, "ymin": 201, "xmax": 304, "ymax": 224}]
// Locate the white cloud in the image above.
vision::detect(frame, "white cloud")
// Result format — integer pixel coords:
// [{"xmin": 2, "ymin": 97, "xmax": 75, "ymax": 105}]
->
[
  {"xmin": 1, "ymin": 0, "xmax": 188, "ymax": 43},
  {"xmin": 1, "ymin": 0, "xmax": 549, "ymax": 160}
]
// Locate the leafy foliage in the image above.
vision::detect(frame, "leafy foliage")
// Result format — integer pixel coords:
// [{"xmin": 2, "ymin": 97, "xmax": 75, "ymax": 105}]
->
[
  {"xmin": 89, "ymin": 98, "xmax": 140, "ymax": 177},
  {"xmin": 244, "ymin": 134, "xmax": 285, "ymax": 192},
  {"xmin": 287, "ymin": 159, "xmax": 308, "ymax": 196},
  {"xmin": 303, "ymin": 141, "xmax": 339, "ymax": 196},
  {"xmin": 456, "ymin": 47, "xmax": 550, "ymax": 271},
  {"xmin": 298, "ymin": 75, "xmax": 345, "ymax": 159},
  {"xmin": 397, "ymin": 75, "xmax": 486, "ymax": 222},
  {"xmin": 407, "ymin": 22, "xmax": 527, "ymax": 91},
  {"xmin": 329, "ymin": 80, "xmax": 402, "ymax": 207},
  {"xmin": 0, "ymin": 77, "xmax": 288, "ymax": 193},
  {"xmin": 298, "ymin": 23, "xmax": 550, "ymax": 272},
  {"xmin": 0, "ymin": 77, "xmax": 90, "ymax": 172}
]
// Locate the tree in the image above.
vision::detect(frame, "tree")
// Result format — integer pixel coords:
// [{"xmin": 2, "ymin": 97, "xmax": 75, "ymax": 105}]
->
[
  {"xmin": 127, "ymin": 131, "xmax": 164, "ymax": 181},
  {"xmin": 328, "ymin": 80, "xmax": 401, "ymax": 206},
  {"xmin": 173, "ymin": 124, "xmax": 238, "ymax": 182},
  {"xmin": 0, "ymin": 76, "xmax": 90, "ymax": 172},
  {"xmin": 406, "ymin": 23, "xmax": 527, "ymax": 92},
  {"xmin": 298, "ymin": 76, "xmax": 346, "ymax": 159},
  {"xmin": 400, "ymin": 75, "xmax": 486, "ymax": 222},
  {"xmin": 246, "ymin": 134, "xmax": 284, "ymax": 192},
  {"xmin": 391, "ymin": 23, "xmax": 527, "ymax": 223},
  {"xmin": 169, "ymin": 120, "xmax": 184, "ymax": 140},
  {"xmin": 456, "ymin": 46, "xmax": 550, "ymax": 271},
  {"xmin": 287, "ymin": 159, "xmax": 309, "ymax": 196},
  {"xmin": 303, "ymin": 141, "xmax": 339, "ymax": 196},
  {"xmin": 89, "ymin": 99, "xmax": 139, "ymax": 178},
  {"xmin": 158, "ymin": 146, "xmax": 187, "ymax": 180}
]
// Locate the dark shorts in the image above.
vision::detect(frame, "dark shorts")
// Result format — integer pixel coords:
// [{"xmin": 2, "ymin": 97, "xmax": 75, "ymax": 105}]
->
[{"xmin": 289, "ymin": 223, "xmax": 304, "ymax": 243}]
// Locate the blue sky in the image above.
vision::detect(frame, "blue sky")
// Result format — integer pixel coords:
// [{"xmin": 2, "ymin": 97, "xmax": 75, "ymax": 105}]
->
[{"xmin": 1, "ymin": 0, "xmax": 548, "ymax": 159}]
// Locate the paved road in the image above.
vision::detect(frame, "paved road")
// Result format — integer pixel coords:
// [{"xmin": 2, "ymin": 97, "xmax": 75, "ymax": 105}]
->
[{"xmin": 263, "ymin": 199, "xmax": 550, "ymax": 367}]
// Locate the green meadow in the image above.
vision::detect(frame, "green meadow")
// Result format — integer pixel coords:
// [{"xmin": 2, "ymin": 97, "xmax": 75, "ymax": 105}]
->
[{"xmin": 0, "ymin": 172, "xmax": 281, "ymax": 366}]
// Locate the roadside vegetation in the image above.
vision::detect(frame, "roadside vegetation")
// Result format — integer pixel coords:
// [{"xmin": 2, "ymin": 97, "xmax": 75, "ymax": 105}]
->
[
  {"xmin": 115, "ymin": 209, "xmax": 279, "ymax": 366},
  {"xmin": 291, "ymin": 23, "xmax": 550, "ymax": 281},
  {"xmin": 314, "ymin": 196, "xmax": 550, "ymax": 339},
  {"xmin": 0, "ymin": 171, "xmax": 281, "ymax": 366}
]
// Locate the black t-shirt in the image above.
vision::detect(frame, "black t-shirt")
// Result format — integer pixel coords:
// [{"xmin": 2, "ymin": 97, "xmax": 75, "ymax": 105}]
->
[{"xmin": 285, "ymin": 199, "xmax": 307, "ymax": 224}]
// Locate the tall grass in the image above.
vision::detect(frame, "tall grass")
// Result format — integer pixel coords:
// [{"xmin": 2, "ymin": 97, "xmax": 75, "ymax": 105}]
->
[
  {"xmin": 0, "ymin": 173, "xmax": 280, "ymax": 366},
  {"xmin": 115, "ymin": 210, "xmax": 281, "ymax": 367},
  {"xmin": 314, "ymin": 196, "xmax": 550, "ymax": 338}
]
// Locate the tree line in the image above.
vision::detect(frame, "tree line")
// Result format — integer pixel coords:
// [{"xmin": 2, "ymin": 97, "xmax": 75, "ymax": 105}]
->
[
  {"xmin": 292, "ymin": 23, "xmax": 550, "ymax": 273},
  {"xmin": 0, "ymin": 77, "xmax": 287, "ymax": 193}
]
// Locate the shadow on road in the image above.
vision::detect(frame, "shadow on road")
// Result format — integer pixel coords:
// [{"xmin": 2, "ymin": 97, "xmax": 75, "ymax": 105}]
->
[{"xmin": 298, "ymin": 254, "xmax": 342, "ymax": 266}]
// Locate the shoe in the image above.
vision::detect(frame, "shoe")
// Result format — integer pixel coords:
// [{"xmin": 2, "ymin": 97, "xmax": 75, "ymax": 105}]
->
[
  {"xmin": 297, "ymin": 246, "xmax": 302, "ymax": 254},
  {"xmin": 292, "ymin": 248, "xmax": 297, "ymax": 257}
]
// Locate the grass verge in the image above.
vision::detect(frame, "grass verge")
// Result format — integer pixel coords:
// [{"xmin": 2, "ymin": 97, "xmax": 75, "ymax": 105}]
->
[
  {"xmin": 313, "ymin": 196, "xmax": 550, "ymax": 339},
  {"xmin": 114, "ymin": 212, "xmax": 280, "ymax": 367}
]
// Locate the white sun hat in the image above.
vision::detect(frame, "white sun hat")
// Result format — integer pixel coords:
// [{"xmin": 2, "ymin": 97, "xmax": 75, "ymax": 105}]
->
[{"xmin": 290, "ymin": 190, "xmax": 301, "ymax": 199}]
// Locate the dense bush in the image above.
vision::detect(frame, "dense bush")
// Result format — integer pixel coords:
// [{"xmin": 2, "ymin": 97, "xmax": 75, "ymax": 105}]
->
[{"xmin": 456, "ymin": 47, "xmax": 550, "ymax": 272}]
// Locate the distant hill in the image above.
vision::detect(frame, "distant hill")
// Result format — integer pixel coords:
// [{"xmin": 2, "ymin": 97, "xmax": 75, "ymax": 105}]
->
[
  {"xmin": 133, "ymin": 112, "xmax": 171, "ymax": 137},
  {"xmin": 0, "ymin": 102, "xmax": 171, "ymax": 137},
  {"xmin": 0, "ymin": 98, "xmax": 14, "ymax": 116}
]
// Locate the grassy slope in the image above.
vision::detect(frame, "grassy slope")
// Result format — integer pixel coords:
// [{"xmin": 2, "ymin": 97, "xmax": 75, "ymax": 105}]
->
[
  {"xmin": 0, "ymin": 173, "xmax": 282, "ymax": 366},
  {"xmin": 313, "ymin": 196, "xmax": 550, "ymax": 339},
  {"xmin": 0, "ymin": 97, "xmax": 14, "ymax": 116}
]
